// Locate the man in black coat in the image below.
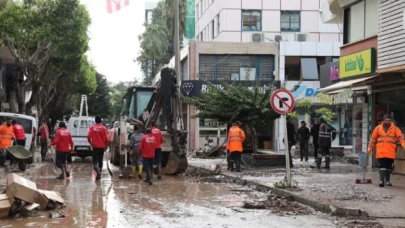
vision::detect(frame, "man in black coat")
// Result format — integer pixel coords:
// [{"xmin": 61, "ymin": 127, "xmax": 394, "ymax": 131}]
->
[
  {"xmin": 298, "ymin": 121, "xmax": 310, "ymax": 161},
  {"xmin": 311, "ymin": 119, "xmax": 320, "ymax": 160}
]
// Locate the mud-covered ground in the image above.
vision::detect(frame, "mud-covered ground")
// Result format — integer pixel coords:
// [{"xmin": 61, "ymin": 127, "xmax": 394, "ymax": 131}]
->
[{"xmin": 0, "ymin": 158, "xmax": 383, "ymax": 228}]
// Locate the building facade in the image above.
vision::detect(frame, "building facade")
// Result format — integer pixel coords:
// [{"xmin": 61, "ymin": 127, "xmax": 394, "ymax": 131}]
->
[{"xmin": 157, "ymin": 0, "xmax": 343, "ymax": 151}]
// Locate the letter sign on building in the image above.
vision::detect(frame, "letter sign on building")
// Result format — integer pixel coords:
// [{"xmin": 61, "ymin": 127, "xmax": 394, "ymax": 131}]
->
[{"xmin": 339, "ymin": 48, "xmax": 375, "ymax": 79}]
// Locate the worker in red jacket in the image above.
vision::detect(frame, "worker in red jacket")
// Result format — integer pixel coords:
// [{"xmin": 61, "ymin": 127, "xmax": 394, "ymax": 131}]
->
[
  {"xmin": 149, "ymin": 121, "xmax": 164, "ymax": 179},
  {"xmin": 139, "ymin": 128, "xmax": 157, "ymax": 185},
  {"xmin": 87, "ymin": 116, "xmax": 109, "ymax": 180},
  {"xmin": 49, "ymin": 122, "xmax": 74, "ymax": 179}
]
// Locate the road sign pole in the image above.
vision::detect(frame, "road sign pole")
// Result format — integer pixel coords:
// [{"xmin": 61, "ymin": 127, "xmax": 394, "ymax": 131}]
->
[{"xmin": 283, "ymin": 114, "xmax": 292, "ymax": 187}]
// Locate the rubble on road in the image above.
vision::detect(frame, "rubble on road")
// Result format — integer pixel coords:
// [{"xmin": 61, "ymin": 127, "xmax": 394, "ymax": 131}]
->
[
  {"xmin": 243, "ymin": 195, "xmax": 311, "ymax": 216},
  {"xmin": 1, "ymin": 173, "xmax": 65, "ymax": 218},
  {"xmin": 183, "ymin": 167, "xmax": 220, "ymax": 178}
]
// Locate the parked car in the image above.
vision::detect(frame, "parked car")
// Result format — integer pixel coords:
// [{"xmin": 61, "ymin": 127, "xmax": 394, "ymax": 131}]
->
[{"xmin": 67, "ymin": 116, "xmax": 95, "ymax": 161}]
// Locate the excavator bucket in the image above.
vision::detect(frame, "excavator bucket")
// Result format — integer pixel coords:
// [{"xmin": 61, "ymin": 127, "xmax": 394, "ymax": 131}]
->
[{"xmin": 162, "ymin": 152, "xmax": 188, "ymax": 175}]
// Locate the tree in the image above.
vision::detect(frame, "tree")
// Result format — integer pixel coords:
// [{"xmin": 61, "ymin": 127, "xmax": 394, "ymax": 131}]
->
[
  {"xmin": 136, "ymin": 0, "xmax": 187, "ymax": 85},
  {"xmin": 87, "ymin": 72, "xmax": 112, "ymax": 118},
  {"xmin": 183, "ymin": 82, "xmax": 280, "ymax": 153},
  {"xmin": 0, "ymin": 0, "xmax": 93, "ymax": 114}
]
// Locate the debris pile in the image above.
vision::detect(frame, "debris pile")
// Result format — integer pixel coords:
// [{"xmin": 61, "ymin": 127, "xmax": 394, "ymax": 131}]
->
[
  {"xmin": 242, "ymin": 195, "xmax": 311, "ymax": 216},
  {"xmin": 183, "ymin": 167, "xmax": 220, "ymax": 178},
  {"xmin": 0, "ymin": 173, "xmax": 65, "ymax": 218}
]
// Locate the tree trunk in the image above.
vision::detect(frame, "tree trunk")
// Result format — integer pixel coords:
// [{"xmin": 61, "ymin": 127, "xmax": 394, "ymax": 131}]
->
[
  {"xmin": 251, "ymin": 127, "xmax": 258, "ymax": 154},
  {"xmin": 8, "ymin": 90, "xmax": 18, "ymax": 113}
]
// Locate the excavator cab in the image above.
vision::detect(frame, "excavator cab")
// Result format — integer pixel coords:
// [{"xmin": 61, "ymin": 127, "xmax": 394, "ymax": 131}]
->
[{"xmin": 113, "ymin": 68, "xmax": 188, "ymax": 175}]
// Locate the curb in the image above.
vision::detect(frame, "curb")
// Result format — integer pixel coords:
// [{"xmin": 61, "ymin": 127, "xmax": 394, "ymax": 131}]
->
[{"xmin": 189, "ymin": 164, "xmax": 369, "ymax": 218}]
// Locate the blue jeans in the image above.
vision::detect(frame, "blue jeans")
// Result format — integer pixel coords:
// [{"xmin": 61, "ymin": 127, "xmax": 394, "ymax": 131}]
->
[
  {"xmin": 143, "ymin": 158, "xmax": 154, "ymax": 182},
  {"xmin": 154, "ymin": 148, "xmax": 162, "ymax": 165}
]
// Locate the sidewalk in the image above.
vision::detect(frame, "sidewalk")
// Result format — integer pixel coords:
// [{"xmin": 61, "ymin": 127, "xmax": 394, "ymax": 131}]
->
[{"xmin": 189, "ymin": 157, "xmax": 405, "ymax": 223}]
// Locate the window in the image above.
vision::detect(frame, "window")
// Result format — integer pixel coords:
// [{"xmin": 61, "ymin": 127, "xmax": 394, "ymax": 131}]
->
[
  {"xmin": 280, "ymin": 11, "xmax": 300, "ymax": 32},
  {"xmin": 301, "ymin": 58, "xmax": 319, "ymax": 80},
  {"xmin": 145, "ymin": 10, "xmax": 153, "ymax": 25},
  {"xmin": 285, "ymin": 57, "xmax": 301, "ymax": 81},
  {"xmin": 242, "ymin": 10, "xmax": 261, "ymax": 31},
  {"xmin": 344, "ymin": 0, "xmax": 377, "ymax": 44},
  {"xmin": 211, "ymin": 20, "xmax": 215, "ymax": 39}
]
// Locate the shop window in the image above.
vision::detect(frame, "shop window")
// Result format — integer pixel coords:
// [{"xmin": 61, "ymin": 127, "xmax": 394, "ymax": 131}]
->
[
  {"xmin": 285, "ymin": 56, "xmax": 301, "ymax": 81},
  {"xmin": 301, "ymin": 58, "xmax": 319, "ymax": 80},
  {"xmin": 344, "ymin": 0, "xmax": 377, "ymax": 44},
  {"xmin": 242, "ymin": 10, "xmax": 261, "ymax": 31},
  {"xmin": 281, "ymin": 11, "xmax": 300, "ymax": 32}
]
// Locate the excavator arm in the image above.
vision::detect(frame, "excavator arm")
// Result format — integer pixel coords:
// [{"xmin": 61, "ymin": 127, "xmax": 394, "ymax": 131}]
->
[{"xmin": 139, "ymin": 68, "xmax": 188, "ymax": 174}]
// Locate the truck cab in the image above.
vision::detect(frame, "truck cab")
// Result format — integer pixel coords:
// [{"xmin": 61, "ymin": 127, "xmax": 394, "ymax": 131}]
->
[{"xmin": 67, "ymin": 116, "xmax": 95, "ymax": 160}]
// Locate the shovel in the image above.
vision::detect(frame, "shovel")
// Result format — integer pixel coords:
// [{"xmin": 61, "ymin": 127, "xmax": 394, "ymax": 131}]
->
[
  {"xmin": 119, "ymin": 149, "xmax": 131, "ymax": 179},
  {"xmin": 355, "ymin": 153, "xmax": 372, "ymax": 184}
]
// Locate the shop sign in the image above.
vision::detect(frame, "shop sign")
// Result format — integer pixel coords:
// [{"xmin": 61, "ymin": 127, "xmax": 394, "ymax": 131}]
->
[
  {"xmin": 292, "ymin": 85, "xmax": 319, "ymax": 97},
  {"xmin": 329, "ymin": 66, "xmax": 339, "ymax": 81},
  {"xmin": 317, "ymin": 88, "xmax": 353, "ymax": 105},
  {"xmin": 339, "ymin": 48, "xmax": 375, "ymax": 79},
  {"xmin": 181, "ymin": 80, "xmax": 281, "ymax": 97}
]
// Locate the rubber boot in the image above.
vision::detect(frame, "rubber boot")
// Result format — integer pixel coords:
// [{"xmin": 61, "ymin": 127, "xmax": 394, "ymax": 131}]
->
[
  {"xmin": 379, "ymin": 170, "xmax": 386, "ymax": 187},
  {"xmin": 0, "ymin": 155, "xmax": 5, "ymax": 167},
  {"xmin": 64, "ymin": 164, "xmax": 70, "ymax": 178},
  {"xmin": 386, "ymin": 170, "xmax": 392, "ymax": 186},
  {"xmin": 132, "ymin": 167, "xmax": 136, "ymax": 178},
  {"xmin": 138, "ymin": 165, "xmax": 143, "ymax": 179},
  {"xmin": 323, "ymin": 156, "xmax": 330, "ymax": 169},
  {"xmin": 157, "ymin": 164, "xmax": 162, "ymax": 180},
  {"xmin": 315, "ymin": 157, "xmax": 322, "ymax": 169},
  {"xmin": 227, "ymin": 162, "xmax": 231, "ymax": 171},
  {"xmin": 229, "ymin": 161, "xmax": 234, "ymax": 172},
  {"xmin": 57, "ymin": 166, "xmax": 65, "ymax": 180}
]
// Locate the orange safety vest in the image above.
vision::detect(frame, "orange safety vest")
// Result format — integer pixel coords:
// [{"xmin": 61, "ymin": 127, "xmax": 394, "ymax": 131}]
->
[
  {"xmin": 369, "ymin": 123, "xmax": 405, "ymax": 159},
  {"xmin": 227, "ymin": 126, "xmax": 245, "ymax": 153},
  {"xmin": 0, "ymin": 124, "xmax": 14, "ymax": 149}
]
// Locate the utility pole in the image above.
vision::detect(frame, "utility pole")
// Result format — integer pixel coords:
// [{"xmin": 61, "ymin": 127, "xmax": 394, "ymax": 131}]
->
[{"xmin": 173, "ymin": 0, "xmax": 181, "ymax": 131}]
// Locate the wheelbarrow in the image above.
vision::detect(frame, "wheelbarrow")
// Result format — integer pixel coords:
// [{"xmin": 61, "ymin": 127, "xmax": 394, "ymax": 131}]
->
[{"xmin": 4, "ymin": 145, "xmax": 32, "ymax": 172}]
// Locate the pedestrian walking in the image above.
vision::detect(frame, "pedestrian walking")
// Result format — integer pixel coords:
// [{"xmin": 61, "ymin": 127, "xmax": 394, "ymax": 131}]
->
[
  {"xmin": 49, "ymin": 122, "xmax": 74, "ymax": 179},
  {"xmin": 107, "ymin": 124, "xmax": 114, "ymax": 151},
  {"xmin": 149, "ymin": 121, "xmax": 163, "ymax": 180},
  {"xmin": 298, "ymin": 121, "xmax": 310, "ymax": 161},
  {"xmin": 286, "ymin": 118, "xmax": 296, "ymax": 168},
  {"xmin": 227, "ymin": 121, "xmax": 245, "ymax": 172},
  {"xmin": 11, "ymin": 119, "xmax": 26, "ymax": 167},
  {"xmin": 0, "ymin": 118, "xmax": 15, "ymax": 167},
  {"xmin": 311, "ymin": 119, "xmax": 320, "ymax": 160},
  {"xmin": 312, "ymin": 117, "xmax": 336, "ymax": 169},
  {"xmin": 369, "ymin": 115, "xmax": 405, "ymax": 187},
  {"xmin": 87, "ymin": 116, "xmax": 109, "ymax": 180},
  {"xmin": 139, "ymin": 128, "xmax": 157, "ymax": 185},
  {"xmin": 130, "ymin": 123, "xmax": 144, "ymax": 179},
  {"xmin": 39, "ymin": 120, "xmax": 50, "ymax": 161}
]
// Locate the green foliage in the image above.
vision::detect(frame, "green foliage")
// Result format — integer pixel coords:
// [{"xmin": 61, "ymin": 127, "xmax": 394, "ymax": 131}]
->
[
  {"xmin": 315, "ymin": 107, "xmax": 336, "ymax": 122},
  {"xmin": 87, "ymin": 72, "xmax": 112, "ymax": 118},
  {"xmin": 136, "ymin": 0, "xmax": 186, "ymax": 84},
  {"xmin": 296, "ymin": 98, "xmax": 312, "ymax": 113},
  {"xmin": 183, "ymin": 81, "xmax": 280, "ymax": 134}
]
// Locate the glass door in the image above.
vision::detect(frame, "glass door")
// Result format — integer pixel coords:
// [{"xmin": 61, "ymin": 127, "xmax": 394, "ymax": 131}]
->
[{"xmin": 352, "ymin": 96, "xmax": 363, "ymax": 154}]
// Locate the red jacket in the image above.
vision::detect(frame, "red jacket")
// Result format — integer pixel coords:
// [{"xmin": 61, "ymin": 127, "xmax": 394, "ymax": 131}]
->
[
  {"xmin": 139, "ymin": 134, "xmax": 157, "ymax": 158},
  {"xmin": 40, "ymin": 124, "xmax": 49, "ymax": 140},
  {"xmin": 13, "ymin": 124, "xmax": 25, "ymax": 140},
  {"xmin": 51, "ymin": 128, "xmax": 74, "ymax": 152},
  {"xmin": 87, "ymin": 123, "xmax": 109, "ymax": 149},
  {"xmin": 151, "ymin": 127, "xmax": 163, "ymax": 149}
]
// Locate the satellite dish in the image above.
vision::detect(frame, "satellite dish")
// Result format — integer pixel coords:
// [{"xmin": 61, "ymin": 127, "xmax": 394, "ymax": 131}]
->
[{"xmin": 274, "ymin": 35, "xmax": 282, "ymax": 43}]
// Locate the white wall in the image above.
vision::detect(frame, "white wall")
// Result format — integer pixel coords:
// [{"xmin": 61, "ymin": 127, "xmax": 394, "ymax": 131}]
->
[{"xmin": 195, "ymin": 0, "xmax": 342, "ymax": 43}]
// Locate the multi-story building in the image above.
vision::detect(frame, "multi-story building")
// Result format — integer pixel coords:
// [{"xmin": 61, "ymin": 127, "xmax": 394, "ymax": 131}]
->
[
  {"xmin": 141, "ymin": 1, "xmax": 159, "ymax": 80},
  {"xmin": 157, "ymin": 0, "xmax": 343, "ymax": 151}
]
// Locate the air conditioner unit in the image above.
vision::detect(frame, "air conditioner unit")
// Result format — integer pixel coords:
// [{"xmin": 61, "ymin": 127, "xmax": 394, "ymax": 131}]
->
[
  {"xmin": 274, "ymin": 35, "xmax": 283, "ymax": 43},
  {"xmin": 251, "ymin": 33, "xmax": 264, "ymax": 43},
  {"xmin": 295, "ymin": 33, "xmax": 308, "ymax": 42}
]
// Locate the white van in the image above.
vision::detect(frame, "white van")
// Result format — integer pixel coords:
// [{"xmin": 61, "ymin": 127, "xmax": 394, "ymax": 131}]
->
[
  {"xmin": 67, "ymin": 116, "xmax": 95, "ymax": 160},
  {"xmin": 0, "ymin": 113, "xmax": 38, "ymax": 158}
]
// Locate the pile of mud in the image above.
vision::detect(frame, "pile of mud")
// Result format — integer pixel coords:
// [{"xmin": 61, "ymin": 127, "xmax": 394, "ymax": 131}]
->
[
  {"xmin": 183, "ymin": 167, "xmax": 219, "ymax": 178},
  {"xmin": 242, "ymin": 195, "xmax": 311, "ymax": 216}
]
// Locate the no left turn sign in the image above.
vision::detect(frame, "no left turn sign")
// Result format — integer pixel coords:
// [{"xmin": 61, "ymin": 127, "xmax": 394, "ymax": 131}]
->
[{"xmin": 270, "ymin": 89, "xmax": 295, "ymax": 115}]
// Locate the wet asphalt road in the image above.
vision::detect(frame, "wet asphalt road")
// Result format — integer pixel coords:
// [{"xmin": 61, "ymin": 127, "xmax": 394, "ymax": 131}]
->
[{"xmin": 0, "ymin": 159, "xmax": 337, "ymax": 228}]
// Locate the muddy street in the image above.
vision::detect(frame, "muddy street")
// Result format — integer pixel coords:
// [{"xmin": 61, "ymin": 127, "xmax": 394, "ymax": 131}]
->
[{"xmin": 0, "ymin": 159, "xmax": 342, "ymax": 228}]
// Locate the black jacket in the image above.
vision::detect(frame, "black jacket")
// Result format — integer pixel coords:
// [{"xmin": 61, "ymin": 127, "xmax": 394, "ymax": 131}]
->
[
  {"xmin": 298, "ymin": 126, "xmax": 310, "ymax": 142},
  {"xmin": 311, "ymin": 124, "xmax": 320, "ymax": 144},
  {"xmin": 318, "ymin": 123, "xmax": 335, "ymax": 147},
  {"xmin": 287, "ymin": 122, "xmax": 296, "ymax": 144}
]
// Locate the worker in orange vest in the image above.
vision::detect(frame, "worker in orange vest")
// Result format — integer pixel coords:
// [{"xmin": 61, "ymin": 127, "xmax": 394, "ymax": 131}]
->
[
  {"xmin": 0, "ymin": 118, "xmax": 15, "ymax": 167},
  {"xmin": 227, "ymin": 121, "xmax": 245, "ymax": 172},
  {"xmin": 369, "ymin": 115, "xmax": 405, "ymax": 187}
]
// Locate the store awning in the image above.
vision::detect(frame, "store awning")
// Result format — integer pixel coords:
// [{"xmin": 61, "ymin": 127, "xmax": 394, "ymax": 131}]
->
[{"xmin": 318, "ymin": 75, "xmax": 378, "ymax": 93}]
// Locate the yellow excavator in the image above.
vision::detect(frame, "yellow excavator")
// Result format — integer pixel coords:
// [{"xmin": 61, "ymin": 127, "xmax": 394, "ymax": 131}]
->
[{"xmin": 111, "ymin": 67, "xmax": 187, "ymax": 174}]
